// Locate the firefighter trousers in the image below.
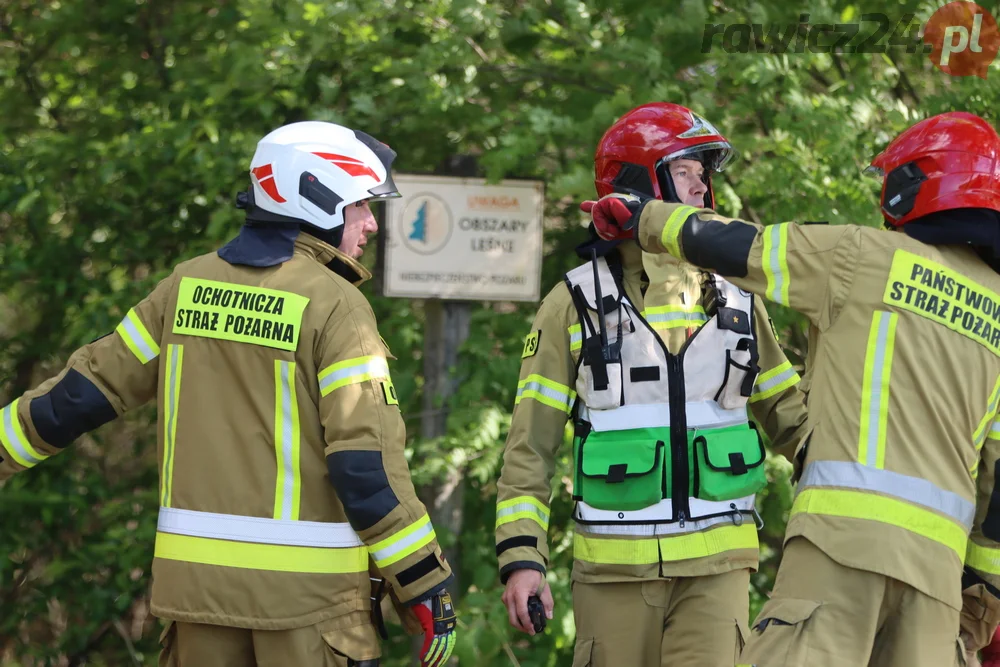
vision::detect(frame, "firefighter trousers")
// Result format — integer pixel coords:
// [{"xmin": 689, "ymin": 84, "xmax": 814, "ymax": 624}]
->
[
  {"xmin": 740, "ymin": 537, "xmax": 965, "ymax": 667},
  {"xmin": 571, "ymin": 568, "xmax": 751, "ymax": 666},
  {"xmin": 158, "ymin": 610, "xmax": 380, "ymax": 667}
]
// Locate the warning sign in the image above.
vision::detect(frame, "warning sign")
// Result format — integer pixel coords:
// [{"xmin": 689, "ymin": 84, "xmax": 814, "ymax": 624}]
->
[{"xmin": 383, "ymin": 174, "xmax": 544, "ymax": 302}]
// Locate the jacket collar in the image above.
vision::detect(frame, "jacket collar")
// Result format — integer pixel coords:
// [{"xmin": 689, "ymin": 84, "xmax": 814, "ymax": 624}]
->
[
  {"xmin": 294, "ymin": 233, "xmax": 372, "ymax": 287},
  {"xmin": 217, "ymin": 224, "xmax": 372, "ymax": 286}
]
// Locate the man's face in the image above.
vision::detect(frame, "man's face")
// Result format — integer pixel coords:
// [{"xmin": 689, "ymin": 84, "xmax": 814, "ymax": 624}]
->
[
  {"xmin": 667, "ymin": 158, "xmax": 709, "ymax": 207},
  {"xmin": 338, "ymin": 199, "xmax": 378, "ymax": 259}
]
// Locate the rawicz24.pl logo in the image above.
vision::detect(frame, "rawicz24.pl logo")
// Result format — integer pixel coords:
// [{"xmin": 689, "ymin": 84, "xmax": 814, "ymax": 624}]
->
[{"xmin": 701, "ymin": 2, "xmax": 999, "ymax": 78}]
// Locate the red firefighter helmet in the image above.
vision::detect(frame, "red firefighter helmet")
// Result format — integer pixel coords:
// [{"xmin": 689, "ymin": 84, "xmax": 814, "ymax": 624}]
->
[
  {"xmin": 868, "ymin": 111, "xmax": 1000, "ymax": 227},
  {"xmin": 594, "ymin": 103, "xmax": 738, "ymax": 207}
]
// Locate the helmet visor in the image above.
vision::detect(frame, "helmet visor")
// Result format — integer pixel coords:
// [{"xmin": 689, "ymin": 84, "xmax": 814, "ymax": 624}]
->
[
  {"xmin": 863, "ymin": 165, "xmax": 884, "ymax": 180},
  {"xmin": 657, "ymin": 141, "xmax": 739, "ymax": 173}
]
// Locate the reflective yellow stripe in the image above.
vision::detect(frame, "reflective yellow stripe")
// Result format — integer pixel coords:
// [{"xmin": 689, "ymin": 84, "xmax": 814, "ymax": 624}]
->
[
  {"xmin": 161, "ymin": 344, "xmax": 183, "ymax": 508},
  {"xmin": 369, "ymin": 514, "xmax": 436, "ymax": 567},
  {"xmin": 154, "ymin": 531, "xmax": 368, "ymax": 574},
  {"xmin": 172, "ymin": 277, "xmax": 309, "ymax": 352},
  {"xmin": 762, "ymin": 223, "xmax": 790, "ymax": 305},
  {"xmin": 573, "ymin": 523, "xmax": 758, "ymax": 565},
  {"xmin": 857, "ymin": 312, "xmax": 897, "ymax": 470},
  {"xmin": 0, "ymin": 399, "xmax": 49, "ymax": 468},
  {"xmin": 660, "ymin": 205, "xmax": 699, "ymax": 257},
  {"xmin": 972, "ymin": 376, "xmax": 1000, "ymax": 476},
  {"xmin": 568, "ymin": 324, "xmax": 582, "ymax": 352},
  {"xmin": 318, "ymin": 355, "xmax": 390, "ymax": 396},
  {"xmin": 116, "ymin": 308, "xmax": 160, "ymax": 364},
  {"xmin": 967, "ymin": 541, "xmax": 1000, "ymax": 575},
  {"xmin": 791, "ymin": 488, "xmax": 967, "ymax": 558},
  {"xmin": 273, "ymin": 360, "xmax": 301, "ymax": 521},
  {"xmin": 515, "ymin": 374, "xmax": 576, "ymax": 413},
  {"xmin": 643, "ymin": 304, "xmax": 709, "ymax": 332},
  {"xmin": 749, "ymin": 361, "xmax": 801, "ymax": 403},
  {"xmin": 496, "ymin": 496, "xmax": 550, "ymax": 531}
]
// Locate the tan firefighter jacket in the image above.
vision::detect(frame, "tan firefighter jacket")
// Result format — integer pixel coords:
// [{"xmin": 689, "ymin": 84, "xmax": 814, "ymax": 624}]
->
[
  {"xmin": 636, "ymin": 199, "xmax": 1000, "ymax": 615},
  {"xmin": 495, "ymin": 240, "xmax": 809, "ymax": 584},
  {"xmin": 0, "ymin": 231, "xmax": 452, "ymax": 631}
]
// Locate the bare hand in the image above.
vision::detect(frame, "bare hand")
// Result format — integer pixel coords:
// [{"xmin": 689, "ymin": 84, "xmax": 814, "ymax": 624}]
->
[{"xmin": 500, "ymin": 569, "xmax": 554, "ymax": 635}]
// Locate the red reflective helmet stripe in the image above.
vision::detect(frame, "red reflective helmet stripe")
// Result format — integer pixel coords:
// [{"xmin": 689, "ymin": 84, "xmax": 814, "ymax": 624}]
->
[
  {"xmin": 251, "ymin": 164, "xmax": 286, "ymax": 203},
  {"xmin": 312, "ymin": 152, "xmax": 380, "ymax": 180}
]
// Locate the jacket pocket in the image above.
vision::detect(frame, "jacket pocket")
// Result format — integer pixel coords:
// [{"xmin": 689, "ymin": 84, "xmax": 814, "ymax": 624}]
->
[
  {"xmin": 692, "ymin": 423, "xmax": 767, "ymax": 502},
  {"xmin": 734, "ymin": 618, "xmax": 748, "ymax": 664},
  {"xmin": 577, "ymin": 358, "xmax": 623, "ymax": 410},
  {"xmin": 715, "ymin": 341, "xmax": 758, "ymax": 410},
  {"xmin": 572, "ymin": 637, "xmax": 595, "ymax": 667},
  {"xmin": 320, "ymin": 615, "xmax": 381, "ymax": 666},
  {"xmin": 157, "ymin": 621, "xmax": 177, "ymax": 667},
  {"xmin": 742, "ymin": 598, "xmax": 821, "ymax": 667},
  {"xmin": 576, "ymin": 428, "xmax": 668, "ymax": 511}
]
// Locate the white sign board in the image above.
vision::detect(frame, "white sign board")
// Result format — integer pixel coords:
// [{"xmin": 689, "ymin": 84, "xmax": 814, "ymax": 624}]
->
[{"xmin": 383, "ymin": 174, "xmax": 544, "ymax": 302}]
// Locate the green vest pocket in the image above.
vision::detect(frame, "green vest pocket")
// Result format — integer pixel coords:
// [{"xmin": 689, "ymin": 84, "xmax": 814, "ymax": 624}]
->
[
  {"xmin": 693, "ymin": 423, "xmax": 767, "ymax": 502},
  {"xmin": 576, "ymin": 427, "xmax": 668, "ymax": 511}
]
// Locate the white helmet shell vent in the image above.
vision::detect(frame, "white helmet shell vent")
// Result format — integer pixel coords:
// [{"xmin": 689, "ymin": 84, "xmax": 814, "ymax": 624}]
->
[{"xmin": 247, "ymin": 121, "xmax": 400, "ymax": 232}]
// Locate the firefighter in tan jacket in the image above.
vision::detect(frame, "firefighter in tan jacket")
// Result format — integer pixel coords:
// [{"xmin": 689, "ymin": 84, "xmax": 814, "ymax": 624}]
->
[
  {"xmin": 0, "ymin": 122, "xmax": 457, "ymax": 667},
  {"xmin": 583, "ymin": 111, "xmax": 1000, "ymax": 666},
  {"xmin": 496, "ymin": 104, "xmax": 809, "ymax": 667}
]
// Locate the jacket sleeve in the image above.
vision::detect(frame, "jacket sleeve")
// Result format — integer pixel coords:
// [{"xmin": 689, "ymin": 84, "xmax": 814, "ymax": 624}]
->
[
  {"xmin": 962, "ymin": 408, "xmax": 1000, "ymax": 651},
  {"xmin": 0, "ymin": 275, "xmax": 173, "ymax": 482},
  {"xmin": 495, "ymin": 285, "xmax": 577, "ymax": 584},
  {"xmin": 747, "ymin": 298, "xmax": 809, "ymax": 463},
  {"xmin": 316, "ymin": 293, "xmax": 452, "ymax": 605},
  {"xmin": 637, "ymin": 201, "xmax": 861, "ymax": 329}
]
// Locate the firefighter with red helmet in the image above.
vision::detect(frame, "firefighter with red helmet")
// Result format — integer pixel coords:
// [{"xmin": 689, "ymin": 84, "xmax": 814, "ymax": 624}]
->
[
  {"xmin": 494, "ymin": 103, "xmax": 809, "ymax": 666},
  {"xmin": 583, "ymin": 111, "xmax": 1000, "ymax": 665},
  {"xmin": 0, "ymin": 121, "xmax": 458, "ymax": 666}
]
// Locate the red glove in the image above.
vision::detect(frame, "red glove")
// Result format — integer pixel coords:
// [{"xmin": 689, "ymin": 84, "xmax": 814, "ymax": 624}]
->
[
  {"xmin": 412, "ymin": 590, "xmax": 457, "ymax": 667},
  {"xmin": 983, "ymin": 627, "xmax": 1000, "ymax": 666},
  {"xmin": 579, "ymin": 193, "xmax": 647, "ymax": 241}
]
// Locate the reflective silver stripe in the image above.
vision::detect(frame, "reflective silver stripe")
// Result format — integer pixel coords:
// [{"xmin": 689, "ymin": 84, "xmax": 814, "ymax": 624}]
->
[
  {"xmin": 754, "ymin": 367, "xmax": 798, "ymax": 395},
  {"xmin": 861, "ymin": 313, "xmax": 895, "ymax": 468},
  {"xmin": 644, "ymin": 311, "xmax": 708, "ymax": 324},
  {"xmin": 992, "ymin": 420, "xmax": 1000, "ymax": 440},
  {"xmin": 370, "ymin": 520, "xmax": 435, "ymax": 563},
  {"xmin": 516, "ymin": 380, "xmax": 571, "ymax": 406},
  {"xmin": 575, "ymin": 511, "xmax": 745, "ymax": 537},
  {"xmin": 157, "ymin": 507, "xmax": 363, "ymax": 548},
  {"xmin": 797, "ymin": 460, "xmax": 974, "ymax": 529},
  {"xmin": 1, "ymin": 401, "xmax": 43, "ymax": 466},
  {"xmin": 319, "ymin": 357, "xmax": 389, "ymax": 394},
  {"xmin": 574, "ymin": 495, "xmax": 755, "ymax": 531},
  {"xmin": 580, "ymin": 401, "xmax": 747, "ymax": 431},
  {"xmin": 121, "ymin": 312, "xmax": 158, "ymax": 363},
  {"xmin": 278, "ymin": 361, "xmax": 296, "ymax": 520},
  {"xmin": 497, "ymin": 501, "xmax": 550, "ymax": 528},
  {"xmin": 569, "ymin": 331, "xmax": 583, "ymax": 348}
]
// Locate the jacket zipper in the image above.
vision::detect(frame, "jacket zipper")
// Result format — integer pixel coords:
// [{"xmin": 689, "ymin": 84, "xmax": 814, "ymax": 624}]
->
[{"xmin": 667, "ymin": 355, "xmax": 690, "ymax": 524}]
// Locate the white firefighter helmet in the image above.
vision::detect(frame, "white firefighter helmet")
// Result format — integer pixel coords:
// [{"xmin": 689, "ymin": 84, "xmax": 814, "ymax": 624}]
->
[{"xmin": 247, "ymin": 121, "xmax": 400, "ymax": 232}]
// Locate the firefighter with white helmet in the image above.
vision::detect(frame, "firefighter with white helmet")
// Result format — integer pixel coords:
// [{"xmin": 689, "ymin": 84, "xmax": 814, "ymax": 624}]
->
[{"xmin": 0, "ymin": 121, "xmax": 457, "ymax": 666}]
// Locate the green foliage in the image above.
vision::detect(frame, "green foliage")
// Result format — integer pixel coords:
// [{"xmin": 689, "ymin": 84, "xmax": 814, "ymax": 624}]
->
[{"xmin": 2, "ymin": 0, "xmax": 999, "ymax": 663}]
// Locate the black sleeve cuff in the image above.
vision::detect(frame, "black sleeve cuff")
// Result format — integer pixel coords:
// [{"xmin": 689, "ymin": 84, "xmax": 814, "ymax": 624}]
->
[
  {"xmin": 499, "ymin": 561, "xmax": 546, "ymax": 585},
  {"xmin": 964, "ymin": 566, "xmax": 1000, "ymax": 600},
  {"xmin": 405, "ymin": 574, "xmax": 455, "ymax": 606}
]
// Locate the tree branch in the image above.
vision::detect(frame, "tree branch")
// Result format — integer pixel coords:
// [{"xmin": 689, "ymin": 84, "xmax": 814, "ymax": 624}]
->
[{"xmin": 0, "ymin": 11, "xmax": 66, "ymax": 131}]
